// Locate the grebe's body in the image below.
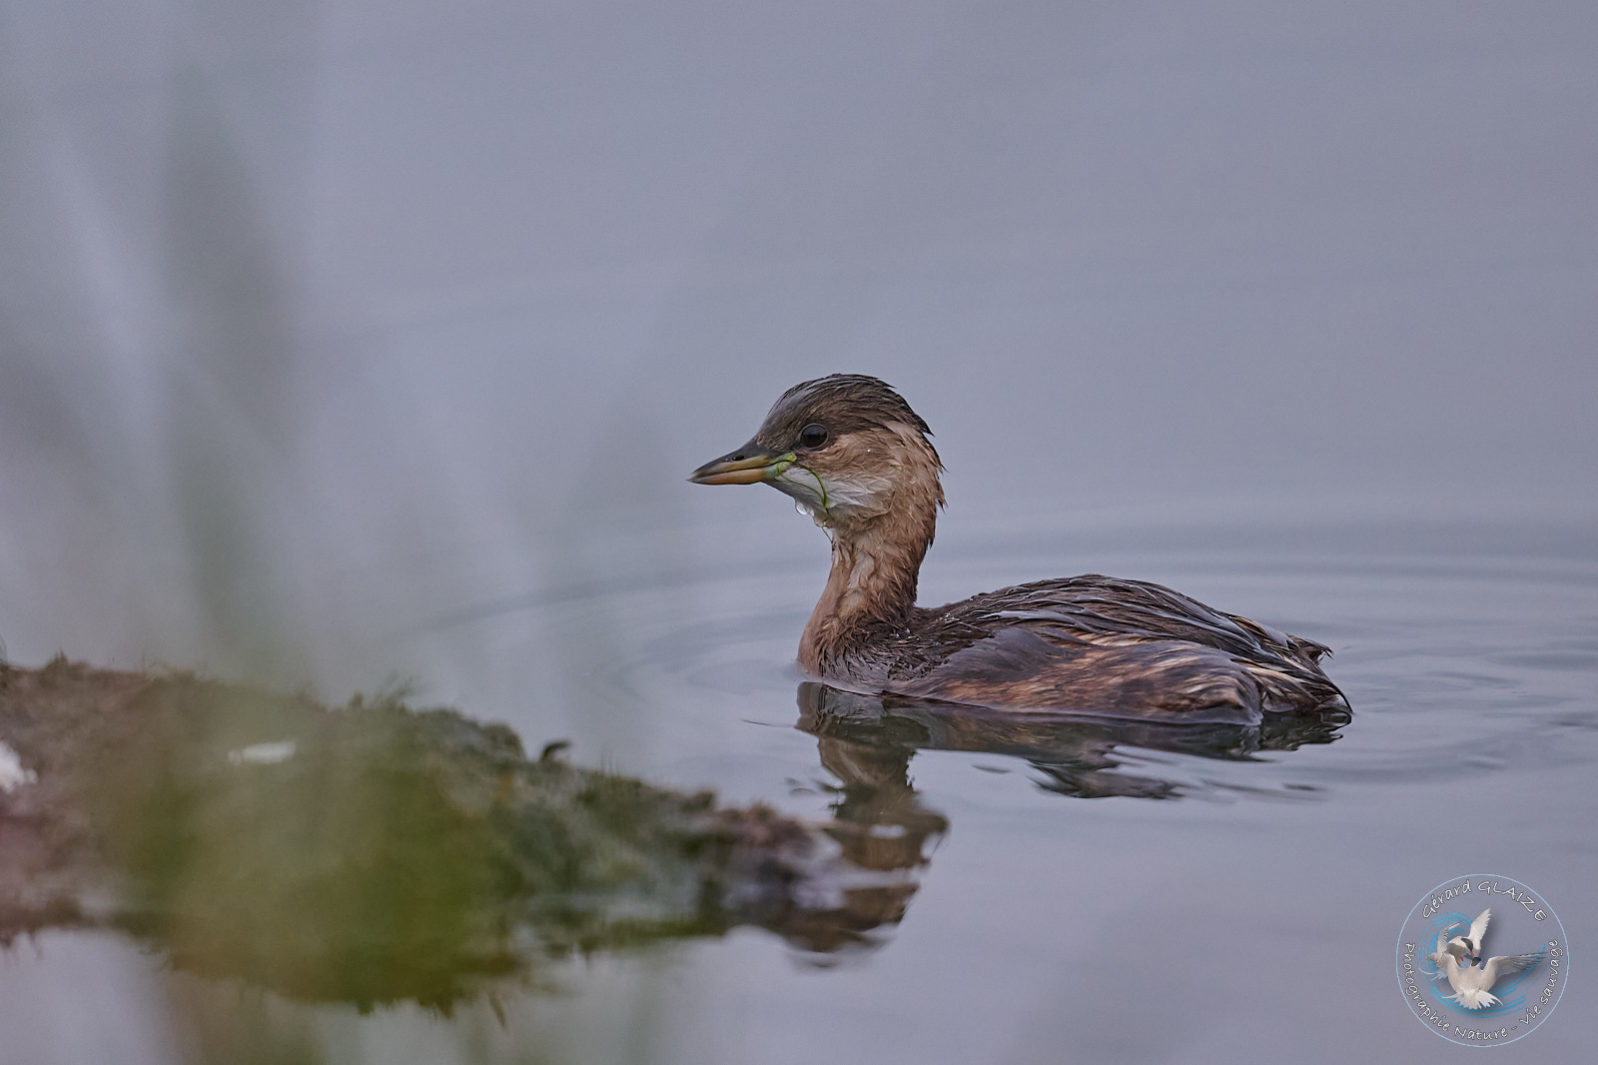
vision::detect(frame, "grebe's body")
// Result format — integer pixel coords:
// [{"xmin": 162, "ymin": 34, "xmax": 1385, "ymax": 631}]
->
[{"xmin": 691, "ymin": 375, "xmax": 1344, "ymax": 721}]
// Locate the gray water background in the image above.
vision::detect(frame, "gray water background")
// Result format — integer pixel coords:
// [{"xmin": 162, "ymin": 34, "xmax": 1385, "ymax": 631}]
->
[{"xmin": 2, "ymin": 2, "xmax": 1595, "ymax": 1062}]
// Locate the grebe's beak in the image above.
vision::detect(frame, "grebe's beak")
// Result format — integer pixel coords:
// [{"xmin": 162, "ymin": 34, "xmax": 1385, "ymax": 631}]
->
[{"xmin": 688, "ymin": 442, "xmax": 793, "ymax": 485}]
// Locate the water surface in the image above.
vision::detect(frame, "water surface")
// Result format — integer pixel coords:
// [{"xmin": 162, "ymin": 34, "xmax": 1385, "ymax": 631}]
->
[{"xmin": 4, "ymin": 506, "xmax": 1591, "ymax": 1064}]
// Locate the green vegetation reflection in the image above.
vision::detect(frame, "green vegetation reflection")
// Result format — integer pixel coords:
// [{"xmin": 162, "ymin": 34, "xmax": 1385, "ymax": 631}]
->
[{"xmin": 0, "ymin": 661, "xmax": 920, "ymax": 1011}]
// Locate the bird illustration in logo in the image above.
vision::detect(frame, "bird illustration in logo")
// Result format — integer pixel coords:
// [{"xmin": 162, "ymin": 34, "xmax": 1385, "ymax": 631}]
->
[
  {"xmin": 1445, "ymin": 908, "xmax": 1492, "ymax": 965},
  {"xmin": 1429, "ymin": 908, "xmax": 1543, "ymax": 1009}
]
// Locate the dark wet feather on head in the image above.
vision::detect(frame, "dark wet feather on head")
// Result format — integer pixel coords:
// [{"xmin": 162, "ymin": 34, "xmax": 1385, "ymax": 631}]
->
[{"xmin": 755, "ymin": 374, "xmax": 940, "ymax": 461}]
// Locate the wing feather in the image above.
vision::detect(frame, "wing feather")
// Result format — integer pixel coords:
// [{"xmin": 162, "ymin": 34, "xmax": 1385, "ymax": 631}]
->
[
  {"xmin": 907, "ymin": 575, "xmax": 1345, "ymax": 714},
  {"xmin": 1482, "ymin": 952, "xmax": 1542, "ymax": 983},
  {"xmin": 1468, "ymin": 908, "xmax": 1492, "ymax": 949}
]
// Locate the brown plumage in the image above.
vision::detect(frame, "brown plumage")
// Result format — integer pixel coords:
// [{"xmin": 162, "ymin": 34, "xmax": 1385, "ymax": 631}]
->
[{"xmin": 690, "ymin": 374, "xmax": 1346, "ymax": 723}]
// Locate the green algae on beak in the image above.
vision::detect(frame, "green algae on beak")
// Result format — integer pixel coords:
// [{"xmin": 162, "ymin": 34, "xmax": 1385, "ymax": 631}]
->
[{"xmin": 688, "ymin": 443, "xmax": 794, "ymax": 485}]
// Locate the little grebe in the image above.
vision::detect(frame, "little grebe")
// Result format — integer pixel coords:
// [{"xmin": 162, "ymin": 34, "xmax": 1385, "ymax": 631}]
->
[{"xmin": 690, "ymin": 375, "xmax": 1345, "ymax": 720}]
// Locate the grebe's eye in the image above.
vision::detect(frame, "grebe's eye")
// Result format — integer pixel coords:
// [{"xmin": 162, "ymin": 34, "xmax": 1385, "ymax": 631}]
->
[{"xmin": 797, "ymin": 423, "xmax": 829, "ymax": 450}]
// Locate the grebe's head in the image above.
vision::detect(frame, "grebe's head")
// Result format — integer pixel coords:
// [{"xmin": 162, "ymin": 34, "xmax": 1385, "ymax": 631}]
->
[{"xmin": 690, "ymin": 374, "xmax": 944, "ymax": 533}]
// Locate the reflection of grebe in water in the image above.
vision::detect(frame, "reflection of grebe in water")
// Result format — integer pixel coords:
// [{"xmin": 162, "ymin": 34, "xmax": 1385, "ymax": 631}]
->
[
  {"xmin": 798, "ymin": 682, "xmax": 1345, "ymax": 802},
  {"xmin": 692, "ymin": 375, "xmax": 1346, "ymax": 721}
]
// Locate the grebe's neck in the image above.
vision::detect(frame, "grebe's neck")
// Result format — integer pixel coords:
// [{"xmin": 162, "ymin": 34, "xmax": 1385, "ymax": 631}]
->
[{"xmin": 799, "ymin": 490, "xmax": 937, "ymax": 674}]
